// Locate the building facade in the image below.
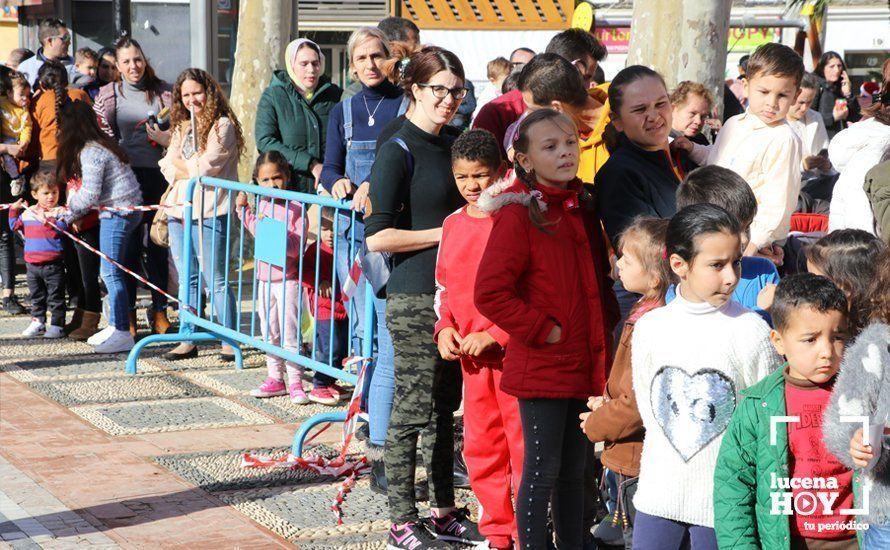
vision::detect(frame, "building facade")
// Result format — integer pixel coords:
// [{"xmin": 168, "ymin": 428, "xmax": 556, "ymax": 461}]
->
[{"xmin": 8, "ymin": 0, "xmax": 888, "ymax": 96}]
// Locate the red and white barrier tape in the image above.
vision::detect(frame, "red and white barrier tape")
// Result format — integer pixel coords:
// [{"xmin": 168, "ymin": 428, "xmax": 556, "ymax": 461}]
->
[
  {"xmin": 242, "ymin": 357, "xmax": 371, "ymax": 524},
  {"xmin": 0, "ymin": 202, "xmax": 186, "ymax": 213},
  {"xmin": 27, "ymin": 207, "xmax": 190, "ymax": 312}
]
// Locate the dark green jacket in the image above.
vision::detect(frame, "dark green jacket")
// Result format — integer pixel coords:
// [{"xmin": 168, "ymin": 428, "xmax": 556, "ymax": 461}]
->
[
  {"xmin": 255, "ymin": 71, "xmax": 342, "ymax": 193},
  {"xmin": 714, "ymin": 368, "xmax": 792, "ymax": 550},
  {"xmin": 865, "ymin": 160, "xmax": 890, "ymax": 244}
]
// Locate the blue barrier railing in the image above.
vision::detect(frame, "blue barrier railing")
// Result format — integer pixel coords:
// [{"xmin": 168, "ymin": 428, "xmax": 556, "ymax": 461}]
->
[{"xmin": 126, "ymin": 176, "xmax": 375, "ymax": 456}]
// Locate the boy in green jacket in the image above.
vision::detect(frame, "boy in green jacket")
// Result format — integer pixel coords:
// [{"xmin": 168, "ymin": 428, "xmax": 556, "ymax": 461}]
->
[{"xmin": 714, "ymin": 274, "xmax": 857, "ymax": 549}]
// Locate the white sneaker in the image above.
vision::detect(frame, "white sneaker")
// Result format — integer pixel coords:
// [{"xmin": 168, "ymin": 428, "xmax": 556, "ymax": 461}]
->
[
  {"xmin": 92, "ymin": 329, "xmax": 134, "ymax": 354},
  {"xmin": 44, "ymin": 325, "xmax": 65, "ymax": 339},
  {"xmin": 87, "ymin": 325, "xmax": 116, "ymax": 346},
  {"xmin": 22, "ymin": 319, "xmax": 45, "ymax": 337}
]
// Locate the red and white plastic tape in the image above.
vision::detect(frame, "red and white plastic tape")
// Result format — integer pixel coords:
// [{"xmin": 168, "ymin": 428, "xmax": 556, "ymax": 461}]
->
[{"xmin": 241, "ymin": 357, "xmax": 371, "ymax": 524}]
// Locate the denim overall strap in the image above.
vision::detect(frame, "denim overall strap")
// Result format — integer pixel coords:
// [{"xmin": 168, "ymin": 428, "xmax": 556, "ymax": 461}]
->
[{"xmin": 343, "ymin": 96, "xmax": 353, "ymax": 145}]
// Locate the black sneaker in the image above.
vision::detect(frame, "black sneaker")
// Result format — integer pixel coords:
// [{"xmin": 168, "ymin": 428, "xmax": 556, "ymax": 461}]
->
[
  {"xmin": 430, "ymin": 507, "xmax": 485, "ymax": 546},
  {"xmin": 2, "ymin": 296, "xmax": 25, "ymax": 315},
  {"xmin": 387, "ymin": 519, "xmax": 450, "ymax": 549}
]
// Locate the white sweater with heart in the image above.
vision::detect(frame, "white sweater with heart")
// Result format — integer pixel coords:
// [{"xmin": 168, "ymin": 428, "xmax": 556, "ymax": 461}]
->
[{"xmin": 631, "ymin": 288, "xmax": 779, "ymax": 528}]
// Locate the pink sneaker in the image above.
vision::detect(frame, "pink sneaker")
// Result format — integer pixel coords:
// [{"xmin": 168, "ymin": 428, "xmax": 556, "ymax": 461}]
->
[
  {"xmin": 309, "ymin": 386, "xmax": 338, "ymax": 406},
  {"xmin": 250, "ymin": 377, "xmax": 287, "ymax": 398},
  {"xmin": 328, "ymin": 384, "xmax": 349, "ymax": 401},
  {"xmin": 289, "ymin": 383, "xmax": 309, "ymax": 405}
]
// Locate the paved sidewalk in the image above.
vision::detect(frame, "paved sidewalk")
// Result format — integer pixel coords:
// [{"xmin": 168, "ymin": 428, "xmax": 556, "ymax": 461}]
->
[
  {"xmin": 0, "ymin": 455, "xmax": 118, "ymax": 549},
  {"xmin": 0, "ymin": 312, "xmax": 326, "ymax": 548}
]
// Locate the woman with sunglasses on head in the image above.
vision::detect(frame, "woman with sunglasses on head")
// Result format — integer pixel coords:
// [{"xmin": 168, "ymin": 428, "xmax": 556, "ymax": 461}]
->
[{"xmin": 364, "ymin": 46, "xmax": 484, "ymax": 549}]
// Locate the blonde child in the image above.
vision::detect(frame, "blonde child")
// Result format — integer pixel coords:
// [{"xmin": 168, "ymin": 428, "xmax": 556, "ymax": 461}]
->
[
  {"xmin": 473, "ymin": 57, "xmax": 512, "ymax": 120},
  {"xmin": 475, "ymin": 108, "xmax": 615, "ymax": 548},
  {"xmin": 580, "ymin": 216, "xmax": 671, "ymax": 549},
  {"xmin": 0, "ymin": 71, "xmax": 31, "ymax": 195},
  {"xmin": 73, "ymin": 47, "xmax": 98, "ymax": 80},
  {"xmin": 237, "ymin": 151, "xmax": 309, "ymax": 403},
  {"xmin": 630, "ymin": 203, "xmax": 779, "ymax": 549}
]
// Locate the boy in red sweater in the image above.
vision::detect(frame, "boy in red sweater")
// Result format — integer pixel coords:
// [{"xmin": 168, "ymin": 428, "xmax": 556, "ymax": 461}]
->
[
  {"xmin": 715, "ymin": 274, "xmax": 855, "ymax": 548},
  {"xmin": 433, "ymin": 129, "xmax": 520, "ymax": 550},
  {"xmin": 9, "ymin": 166, "xmax": 67, "ymax": 338}
]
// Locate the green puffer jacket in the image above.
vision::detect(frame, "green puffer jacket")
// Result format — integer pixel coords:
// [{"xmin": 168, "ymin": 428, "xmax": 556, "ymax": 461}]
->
[
  {"xmin": 255, "ymin": 71, "xmax": 342, "ymax": 193},
  {"xmin": 714, "ymin": 368, "xmax": 793, "ymax": 549}
]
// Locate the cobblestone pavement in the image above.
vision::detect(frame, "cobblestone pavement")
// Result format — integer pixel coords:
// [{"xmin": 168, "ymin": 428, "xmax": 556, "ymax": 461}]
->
[
  {"xmin": 0, "ymin": 306, "xmax": 328, "ymax": 548},
  {"xmin": 0, "ymin": 296, "xmax": 486, "ymax": 550}
]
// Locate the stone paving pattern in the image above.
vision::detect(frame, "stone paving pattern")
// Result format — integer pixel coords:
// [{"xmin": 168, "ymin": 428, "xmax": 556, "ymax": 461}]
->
[{"xmin": 0, "ymin": 308, "xmax": 349, "ymax": 548}]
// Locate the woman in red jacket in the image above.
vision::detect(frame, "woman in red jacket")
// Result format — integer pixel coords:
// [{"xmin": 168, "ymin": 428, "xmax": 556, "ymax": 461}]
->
[{"xmin": 475, "ymin": 108, "xmax": 615, "ymax": 549}]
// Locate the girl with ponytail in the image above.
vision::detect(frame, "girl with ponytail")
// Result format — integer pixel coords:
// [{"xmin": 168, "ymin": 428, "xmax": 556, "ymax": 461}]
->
[
  {"xmin": 474, "ymin": 107, "xmax": 617, "ymax": 549},
  {"xmin": 31, "ymin": 60, "xmax": 90, "ymax": 161}
]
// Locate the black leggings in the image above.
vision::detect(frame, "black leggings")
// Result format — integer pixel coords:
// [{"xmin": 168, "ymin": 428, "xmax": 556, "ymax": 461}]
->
[
  {"xmin": 517, "ymin": 398, "xmax": 588, "ymax": 550},
  {"xmin": 74, "ymin": 226, "xmax": 102, "ymax": 313},
  {"xmin": 126, "ymin": 167, "xmax": 169, "ymax": 312},
  {"xmin": 0, "ymin": 170, "xmax": 18, "ymax": 291}
]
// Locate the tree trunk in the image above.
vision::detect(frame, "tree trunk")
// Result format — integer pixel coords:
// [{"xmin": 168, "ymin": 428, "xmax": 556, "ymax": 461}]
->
[
  {"xmin": 627, "ymin": 0, "xmax": 680, "ymax": 78},
  {"xmin": 229, "ymin": 0, "xmax": 293, "ymax": 181},
  {"xmin": 628, "ymin": 0, "xmax": 732, "ymax": 117},
  {"xmin": 675, "ymin": 0, "xmax": 732, "ymax": 117}
]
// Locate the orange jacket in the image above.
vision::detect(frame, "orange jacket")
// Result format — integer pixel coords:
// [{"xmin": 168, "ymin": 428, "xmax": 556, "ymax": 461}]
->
[{"xmin": 29, "ymin": 88, "xmax": 91, "ymax": 162}]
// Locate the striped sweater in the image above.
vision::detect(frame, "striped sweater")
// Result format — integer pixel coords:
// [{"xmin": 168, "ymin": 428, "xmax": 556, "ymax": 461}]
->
[{"xmin": 9, "ymin": 206, "xmax": 67, "ymax": 264}]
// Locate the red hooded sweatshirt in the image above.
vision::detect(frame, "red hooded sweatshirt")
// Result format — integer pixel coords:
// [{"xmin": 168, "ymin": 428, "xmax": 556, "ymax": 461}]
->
[{"xmin": 474, "ymin": 178, "xmax": 617, "ymax": 399}]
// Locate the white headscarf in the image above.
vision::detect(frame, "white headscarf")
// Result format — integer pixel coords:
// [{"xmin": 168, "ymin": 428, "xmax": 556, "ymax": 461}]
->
[{"xmin": 285, "ymin": 38, "xmax": 325, "ymax": 96}]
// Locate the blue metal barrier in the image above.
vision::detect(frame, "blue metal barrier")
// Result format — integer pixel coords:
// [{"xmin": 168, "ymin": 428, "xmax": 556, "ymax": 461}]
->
[{"xmin": 126, "ymin": 176, "xmax": 376, "ymax": 456}]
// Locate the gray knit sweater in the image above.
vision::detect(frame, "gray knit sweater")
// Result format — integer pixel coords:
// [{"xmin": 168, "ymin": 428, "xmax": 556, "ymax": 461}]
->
[
  {"xmin": 66, "ymin": 142, "xmax": 143, "ymax": 221},
  {"xmin": 823, "ymin": 323, "xmax": 890, "ymax": 525}
]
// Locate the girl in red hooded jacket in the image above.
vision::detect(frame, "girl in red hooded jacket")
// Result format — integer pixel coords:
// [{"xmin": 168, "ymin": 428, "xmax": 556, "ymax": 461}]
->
[{"xmin": 474, "ymin": 108, "xmax": 616, "ymax": 549}]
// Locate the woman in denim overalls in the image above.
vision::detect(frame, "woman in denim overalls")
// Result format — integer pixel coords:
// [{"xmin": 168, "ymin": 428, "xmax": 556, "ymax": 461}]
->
[{"xmin": 318, "ymin": 27, "xmax": 406, "ymax": 490}]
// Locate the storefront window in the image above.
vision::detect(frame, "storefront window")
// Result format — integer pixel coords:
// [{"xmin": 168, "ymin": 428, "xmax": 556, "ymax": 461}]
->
[{"xmin": 130, "ymin": 2, "xmax": 190, "ymax": 83}]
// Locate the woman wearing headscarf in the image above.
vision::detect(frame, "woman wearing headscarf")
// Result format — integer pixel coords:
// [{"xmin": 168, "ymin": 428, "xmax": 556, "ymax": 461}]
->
[{"xmin": 255, "ymin": 38, "xmax": 342, "ymax": 193}]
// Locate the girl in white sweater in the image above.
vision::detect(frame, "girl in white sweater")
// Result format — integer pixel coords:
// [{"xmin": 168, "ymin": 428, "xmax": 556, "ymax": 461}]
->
[{"xmin": 630, "ymin": 204, "xmax": 780, "ymax": 549}]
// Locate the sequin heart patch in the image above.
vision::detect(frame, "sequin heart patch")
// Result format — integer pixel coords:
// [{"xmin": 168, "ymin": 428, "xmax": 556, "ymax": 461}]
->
[{"xmin": 650, "ymin": 366, "xmax": 737, "ymax": 462}]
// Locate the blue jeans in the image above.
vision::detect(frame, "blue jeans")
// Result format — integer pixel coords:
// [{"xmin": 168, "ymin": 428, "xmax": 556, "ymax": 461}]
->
[
  {"xmin": 99, "ymin": 213, "xmax": 142, "ymax": 330},
  {"xmin": 313, "ymin": 316, "xmax": 346, "ymax": 388},
  {"xmin": 168, "ymin": 216, "xmax": 236, "ymax": 330},
  {"xmin": 368, "ymin": 297, "xmax": 394, "ymax": 446},
  {"xmin": 864, "ymin": 523, "xmax": 890, "ymax": 549}
]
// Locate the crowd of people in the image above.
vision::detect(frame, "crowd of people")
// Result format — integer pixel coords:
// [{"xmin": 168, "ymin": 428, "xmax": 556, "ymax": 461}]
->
[{"xmin": 1, "ymin": 13, "xmax": 890, "ymax": 550}]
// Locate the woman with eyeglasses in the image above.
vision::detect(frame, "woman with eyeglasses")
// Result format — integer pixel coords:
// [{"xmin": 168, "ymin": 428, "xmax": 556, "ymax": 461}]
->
[{"xmin": 364, "ymin": 46, "xmax": 483, "ymax": 549}]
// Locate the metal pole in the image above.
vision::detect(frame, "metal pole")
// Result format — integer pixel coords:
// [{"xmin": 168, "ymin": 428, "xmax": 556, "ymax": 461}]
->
[
  {"xmin": 190, "ymin": 0, "xmax": 212, "ymax": 71},
  {"xmin": 111, "ymin": 0, "xmax": 131, "ymax": 39}
]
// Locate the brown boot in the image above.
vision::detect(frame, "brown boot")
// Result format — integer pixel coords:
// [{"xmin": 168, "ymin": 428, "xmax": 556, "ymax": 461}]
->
[
  {"xmin": 68, "ymin": 310, "xmax": 101, "ymax": 341},
  {"xmin": 151, "ymin": 310, "xmax": 173, "ymax": 334},
  {"xmin": 64, "ymin": 308, "xmax": 84, "ymax": 335},
  {"xmin": 129, "ymin": 310, "xmax": 138, "ymax": 338}
]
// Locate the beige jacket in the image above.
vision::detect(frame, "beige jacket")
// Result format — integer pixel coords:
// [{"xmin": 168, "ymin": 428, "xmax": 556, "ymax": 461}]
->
[{"xmin": 159, "ymin": 117, "xmax": 239, "ymax": 220}]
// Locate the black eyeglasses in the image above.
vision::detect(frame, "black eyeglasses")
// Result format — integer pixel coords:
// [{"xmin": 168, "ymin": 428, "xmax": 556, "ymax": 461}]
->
[
  {"xmin": 50, "ymin": 34, "xmax": 71, "ymax": 43},
  {"xmin": 417, "ymin": 83, "xmax": 468, "ymax": 100}
]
